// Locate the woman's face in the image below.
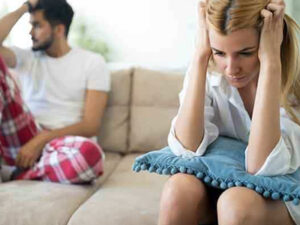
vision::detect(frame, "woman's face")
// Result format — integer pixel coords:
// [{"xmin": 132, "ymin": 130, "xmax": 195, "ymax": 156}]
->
[{"xmin": 209, "ymin": 27, "xmax": 260, "ymax": 89}]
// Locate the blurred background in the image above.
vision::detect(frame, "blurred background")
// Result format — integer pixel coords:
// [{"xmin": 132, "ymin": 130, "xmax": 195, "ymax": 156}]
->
[{"xmin": 1, "ymin": 0, "xmax": 299, "ymax": 71}]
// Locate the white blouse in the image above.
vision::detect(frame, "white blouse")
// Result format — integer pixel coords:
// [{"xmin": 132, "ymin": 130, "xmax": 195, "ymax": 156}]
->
[{"xmin": 168, "ymin": 68, "xmax": 300, "ymax": 224}]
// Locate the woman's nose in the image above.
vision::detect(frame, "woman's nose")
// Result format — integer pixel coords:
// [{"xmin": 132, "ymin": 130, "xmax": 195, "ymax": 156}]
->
[{"xmin": 225, "ymin": 58, "xmax": 241, "ymax": 75}]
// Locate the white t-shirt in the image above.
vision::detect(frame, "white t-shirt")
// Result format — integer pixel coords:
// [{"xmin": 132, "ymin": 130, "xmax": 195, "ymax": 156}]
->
[
  {"xmin": 11, "ymin": 47, "xmax": 110, "ymax": 131},
  {"xmin": 168, "ymin": 67, "xmax": 300, "ymax": 224}
]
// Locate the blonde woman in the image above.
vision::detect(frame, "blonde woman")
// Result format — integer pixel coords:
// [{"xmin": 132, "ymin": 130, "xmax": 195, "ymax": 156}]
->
[{"xmin": 159, "ymin": 0, "xmax": 300, "ymax": 224}]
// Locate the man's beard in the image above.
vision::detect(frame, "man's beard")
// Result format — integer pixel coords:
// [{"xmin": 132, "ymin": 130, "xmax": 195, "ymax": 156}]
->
[{"xmin": 32, "ymin": 34, "xmax": 54, "ymax": 51}]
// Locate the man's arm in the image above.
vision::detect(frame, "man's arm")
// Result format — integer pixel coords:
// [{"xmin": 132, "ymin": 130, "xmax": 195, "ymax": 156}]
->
[
  {"xmin": 0, "ymin": 1, "xmax": 36, "ymax": 68},
  {"xmin": 16, "ymin": 90, "xmax": 108, "ymax": 168},
  {"xmin": 44, "ymin": 90, "xmax": 108, "ymax": 139}
]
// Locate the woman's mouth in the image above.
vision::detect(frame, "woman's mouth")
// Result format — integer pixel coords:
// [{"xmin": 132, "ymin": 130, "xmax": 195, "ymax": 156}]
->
[{"xmin": 226, "ymin": 75, "xmax": 246, "ymax": 82}]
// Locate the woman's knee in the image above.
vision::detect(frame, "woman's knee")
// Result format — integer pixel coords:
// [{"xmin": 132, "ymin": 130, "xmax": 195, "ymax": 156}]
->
[
  {"xmin": 160, "ymin": 173, "xmax": 209, "ymax": 215},
  {"xmin": 217, "ymin": 187, "xmax": 265, "ymax": 225}
]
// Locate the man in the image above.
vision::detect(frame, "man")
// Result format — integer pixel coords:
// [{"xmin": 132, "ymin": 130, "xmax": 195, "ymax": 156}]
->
[{"xmin": 0, "ymin": 0, "xmax": 110, "ymax": 183}]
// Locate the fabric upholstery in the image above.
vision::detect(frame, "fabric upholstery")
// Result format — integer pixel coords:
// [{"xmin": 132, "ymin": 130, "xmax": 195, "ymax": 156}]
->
[
  {"xmin": 98, "ymin": 69, "xmax": 132, "ymax": 153},
  {"xmin": 68, "ymin": 154, "xmax": 168, "ymax": 225},
  {"xmin": 0, "ymin": 152, "xmax": 122, "ymax": 225},
  {"xmin": 129, "ymin": 67, "xmax": 183, "ymax": 152}
]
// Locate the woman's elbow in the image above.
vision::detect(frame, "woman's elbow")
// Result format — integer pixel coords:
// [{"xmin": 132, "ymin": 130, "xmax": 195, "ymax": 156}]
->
[
  {"xmin": 246, "ymin": 167, "xmax": 259, "ymax": 175},
  {"xmin": 246, "ymin": 160, "xmax": 265, "ymax": 175}
]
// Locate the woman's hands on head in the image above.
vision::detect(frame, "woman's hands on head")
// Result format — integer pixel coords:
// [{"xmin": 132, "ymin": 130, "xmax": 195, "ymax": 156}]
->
[
  {"xmin": 259, "ymin": 0, "xmax": 285, "ymax": 64},
  {"xmin": 195, "ymin": 0, "xmax": 212, "ymax": 59}
]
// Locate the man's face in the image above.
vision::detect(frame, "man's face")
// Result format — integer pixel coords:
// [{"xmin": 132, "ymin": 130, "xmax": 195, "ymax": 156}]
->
[{"xmin": 29, "ymin": 10, "xmax": 55, "ymax": 51}]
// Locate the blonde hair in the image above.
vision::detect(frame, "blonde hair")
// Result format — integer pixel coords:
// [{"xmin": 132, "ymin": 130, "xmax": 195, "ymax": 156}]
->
[{"xmin": 207, "ymin": 0, "xmax": 300, "ymax": 125}]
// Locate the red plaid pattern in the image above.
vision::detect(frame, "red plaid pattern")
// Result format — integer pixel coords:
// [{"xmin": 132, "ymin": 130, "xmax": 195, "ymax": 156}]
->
[
  {"xmin": 0, "ymin": 56, "xmax": 104, "ymax": 184},
  {"xmin": 16, "ymin": 136, "xmax": 104, "ymax": 184}
]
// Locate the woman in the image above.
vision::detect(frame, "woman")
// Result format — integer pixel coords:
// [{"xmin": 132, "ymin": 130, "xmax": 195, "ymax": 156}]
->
[{"xmin": 159, "ymin": 0, "xmax": 300, "ymax": 224}]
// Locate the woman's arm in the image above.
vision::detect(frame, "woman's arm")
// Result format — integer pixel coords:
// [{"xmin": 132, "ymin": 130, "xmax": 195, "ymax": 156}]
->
[
  {"xmin": 247, "ymin": 62, "xmax": 281, "ymax": 174},
  {"xmin": 246, "ymin": 0, "xmax": 285, "ymax": 174},
  {"xmin": 175, "ymin": 55, "xmax": 210, "ymax": 151},
  {"xmin": 174, "ymin": 1, "xmax": 212, "ymax": 152}
]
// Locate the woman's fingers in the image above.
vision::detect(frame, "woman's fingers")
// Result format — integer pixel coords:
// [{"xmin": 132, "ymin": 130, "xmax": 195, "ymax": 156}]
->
[
  {"xmin": 198, "ymin": 0, "xmax": 208, "ymax": 29},
  {"xmin": 261, "ymin": 9, "xmax": 273, "ymax": 30},
  {"xmin": 195, "ymin": 0, "xmax": 211, "ymax": 56},
  {"xmin": 270, "ymin": 0, "xmax": 285, "ymax": 6},
  {"xmin": 198, "ymin": 0, "xmax": 207, "ymax": 20},
  {"xmin": 267, "ymin": 3, "xmax": 285, "ymax": 19}
]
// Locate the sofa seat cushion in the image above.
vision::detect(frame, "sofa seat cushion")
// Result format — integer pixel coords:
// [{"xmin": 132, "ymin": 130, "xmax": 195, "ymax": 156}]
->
[
  {"xmin": 68, "ymin": 153, "xmax": 168, "ymax": 225},
  {"xmin": 0, "ymin": 152, "xmax": 122, "ymax": 225}
]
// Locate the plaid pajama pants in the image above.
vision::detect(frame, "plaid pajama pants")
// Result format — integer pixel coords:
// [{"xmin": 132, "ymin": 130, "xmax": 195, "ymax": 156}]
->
[{"xmin": 0, "ymin": 56, "xmax": 104, "ymax": 184}]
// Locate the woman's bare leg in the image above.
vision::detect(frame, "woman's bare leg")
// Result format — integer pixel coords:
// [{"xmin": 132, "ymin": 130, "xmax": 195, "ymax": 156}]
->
[
  {"xmin": 217, "ymin": 187, "xmax": 295, "ymax": 225},
  {"xmin": 158, "ymin": 173, "xmax": 216, "ymax": 225}
]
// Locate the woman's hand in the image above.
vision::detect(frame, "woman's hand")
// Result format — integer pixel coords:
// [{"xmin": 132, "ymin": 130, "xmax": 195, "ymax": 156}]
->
[
  {"xmin": 195, "ymin": 0, "xmax": 212, "ymax": 59},
  {"xmin": 258, "ymin": 0, "xmax": 285, "ymax": 64}
]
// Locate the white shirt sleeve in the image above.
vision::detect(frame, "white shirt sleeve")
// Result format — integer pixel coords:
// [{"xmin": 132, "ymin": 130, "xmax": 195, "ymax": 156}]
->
[
  {"xmin": 86, "ymin": 54, "xmax": 111, "ymax": 92},
  {"xmin": 168, "ymin": 67, "xmax": 219, "ymax": 158},
  {"xmin": 245, "ymin": 114, "xmax": 300, "ymax": 176},
  {"xmin": 10, "ymin": 46, "xmax": 35, "ymax": 72}
]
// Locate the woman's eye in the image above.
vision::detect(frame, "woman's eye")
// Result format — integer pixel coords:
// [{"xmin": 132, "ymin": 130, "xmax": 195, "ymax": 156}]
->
[
  {"xmin": 213, "ymin": 52, "xmax": 225, "ymax": 56},
  {"xmin": 240, "ymin": 52, "xmax": 253, "ymax": 56}
]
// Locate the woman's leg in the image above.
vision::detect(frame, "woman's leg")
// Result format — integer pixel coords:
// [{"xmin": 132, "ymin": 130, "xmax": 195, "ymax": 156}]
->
[
  {"xmin": 217, "ymin": 187, "xmax": 295, "ymax": 225},
  {"xmin": 158, "ymin": 173, "xmax": 217, "ymax": 225},
  {"xmin": 15, "ymin": 136, "xmax": 104, "ymax": 184}
]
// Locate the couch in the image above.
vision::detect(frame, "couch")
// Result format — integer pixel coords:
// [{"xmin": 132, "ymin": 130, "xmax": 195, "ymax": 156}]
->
[{"xmin": 0, "ymin": 66, "xmax": 184, "ymax": 225}]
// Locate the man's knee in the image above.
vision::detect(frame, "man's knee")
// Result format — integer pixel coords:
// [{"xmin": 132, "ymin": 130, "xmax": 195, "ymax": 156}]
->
[{"xmin": 78, "ymin": 139, "xmax": 104, "ymax": 174}]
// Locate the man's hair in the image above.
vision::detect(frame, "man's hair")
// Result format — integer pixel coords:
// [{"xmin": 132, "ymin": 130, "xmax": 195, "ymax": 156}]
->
[{"xmin": 30, "ymin": 0, "xmax": 74, "ymax": 37}]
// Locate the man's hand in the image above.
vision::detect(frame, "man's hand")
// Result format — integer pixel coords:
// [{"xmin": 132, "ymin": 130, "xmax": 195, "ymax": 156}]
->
[{"xmin": 15, "ymin": 131, "xmax": 49, "ymax": 169}]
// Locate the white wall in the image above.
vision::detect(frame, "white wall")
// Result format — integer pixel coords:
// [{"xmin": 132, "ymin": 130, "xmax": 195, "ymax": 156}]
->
[
  {"xmin": 0, "ymin": 0, "xmax": 198, "ymax": 71},
  {"xmin": 1, "ymin": 0, "xmax": 299, "ymax": 71},
  {"xmin": 69, "ymin": 0, "xmax": 197, "ymax": 70}
]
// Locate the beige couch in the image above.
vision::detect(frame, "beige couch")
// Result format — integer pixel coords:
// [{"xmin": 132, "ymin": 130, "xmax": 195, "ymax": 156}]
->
[{"xmin": 0, "ymin": 67, "xmax": 184, "ymax": 225}]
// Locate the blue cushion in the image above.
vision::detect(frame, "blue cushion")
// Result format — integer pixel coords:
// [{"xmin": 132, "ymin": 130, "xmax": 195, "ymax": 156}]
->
[{"xmin": 133, "ymin": 136, "xmax": 300, "ymax": 205}]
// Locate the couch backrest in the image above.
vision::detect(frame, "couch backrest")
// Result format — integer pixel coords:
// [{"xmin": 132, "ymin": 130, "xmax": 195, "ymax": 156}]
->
[
  {"xmin": 129, "ymin": 67, "xmax": 184, "ymax": 153},
  {"xmin": 98, "ymin": 68, "xmax": 133, "ymax": 153},
  {"xmin": 98, "ymin": 67, "xmax": 184, "ymax": 154}
]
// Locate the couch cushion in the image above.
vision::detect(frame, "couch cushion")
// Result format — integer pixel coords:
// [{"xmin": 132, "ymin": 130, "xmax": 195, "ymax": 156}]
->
[
  {"xmin": 0, "ymin": 152, "xmax": 121, "ymax": 225},
  {"xmin": 129, "ymin": 68, "xmax": 183, "ymax": 152},
  {"xmin": 98, "ymin": 69, "xmax": 132, "ymax": 153},
  {"xmin": 68, "ymin": 153, "xmax": 168, "ymax": 225}
]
